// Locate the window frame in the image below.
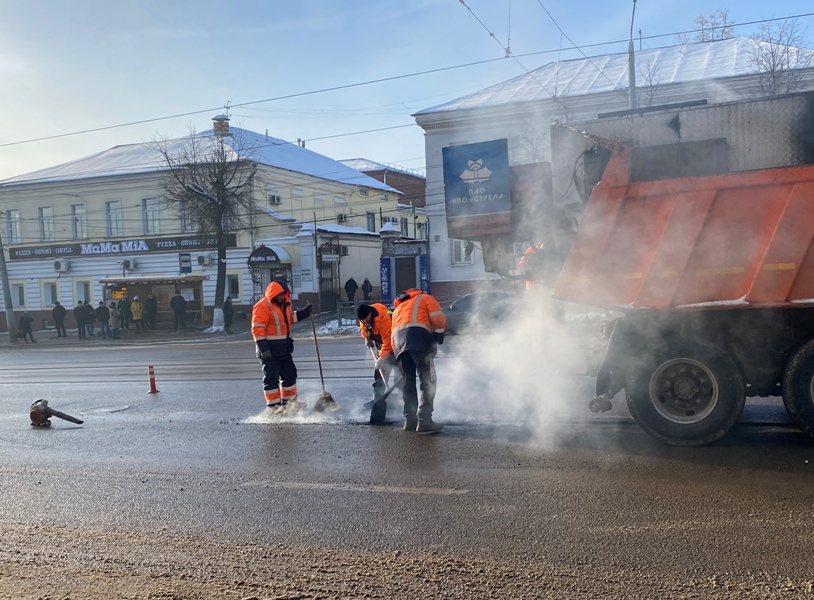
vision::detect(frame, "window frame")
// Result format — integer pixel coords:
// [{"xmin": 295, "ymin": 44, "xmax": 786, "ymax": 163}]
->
[
  {"xmin": 142, "ymin": 197, "xmax": 160, "ymax": 235},
  {"xmin": 41, "ymin": 279, "xmax": 59, "ymax": 308},
  {"xmin": 106, "ymin": 200, "xmax": 123, "ymax": 236},
  {"xmin": 5, "ymin": 209, "xmax": 21, "ymax": 243},
  {"xmin": 227, "ymin": 272, "xmax": 242, "ymax": 303},
  {"xmin": 10, "ymin": 281, "xmax": 26, "ymax": 309},
  {"xmin": 74, "ymin": 280, "xmax": 92, "ymax": 305},
  {"xmin": 450, "ymin": 238, "xmax": 473, "ymax": 266},
  {"xmin": 38, "ymin": 206, "xmax": 54, "ymax": 242},
  {"xmin": 71, "ymin": 203, "xmax": 87, "ymax": 239}
]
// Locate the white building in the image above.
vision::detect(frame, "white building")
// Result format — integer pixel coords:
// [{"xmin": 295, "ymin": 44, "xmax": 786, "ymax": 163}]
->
[{"xmin": 413, "ymin": 37, "xmax": 814, "ymax": 301}]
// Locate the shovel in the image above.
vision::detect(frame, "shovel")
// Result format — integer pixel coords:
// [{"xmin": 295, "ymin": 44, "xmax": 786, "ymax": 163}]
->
[
  {"xmin": 311, "ymin": 313, "xmax": 337, "ymax": 412},
  {"xmin": 368, "ymin": 347, "xmax": 403, "ymax": 423}
]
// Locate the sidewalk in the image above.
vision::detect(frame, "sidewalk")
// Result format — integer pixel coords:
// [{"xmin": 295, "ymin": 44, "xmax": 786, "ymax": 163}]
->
[{"xmin": 1, "ymin": 310, "xmax": 353, "ymax": 348}]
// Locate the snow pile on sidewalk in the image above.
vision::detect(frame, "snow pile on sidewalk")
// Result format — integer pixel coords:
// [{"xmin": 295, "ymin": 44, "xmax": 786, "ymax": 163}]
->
[{"xmin": 316, "ymin": 319, "xmax": 358, "ymax": 336}]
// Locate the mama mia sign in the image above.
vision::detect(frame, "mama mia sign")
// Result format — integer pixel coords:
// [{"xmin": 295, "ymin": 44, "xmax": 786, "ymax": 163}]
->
[{"xmin": 442, "ymin": 139, "xmax": 511, "ymax": 239}]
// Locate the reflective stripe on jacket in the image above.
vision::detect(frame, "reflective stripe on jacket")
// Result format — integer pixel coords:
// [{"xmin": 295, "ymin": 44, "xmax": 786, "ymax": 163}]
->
[
  {"xmin": 359, "ymin": 302, "xmax": 394, "ymax": 359},
  {"xmin": 391, "ymin": 289, "xmax": 446, "ymax": 358}
]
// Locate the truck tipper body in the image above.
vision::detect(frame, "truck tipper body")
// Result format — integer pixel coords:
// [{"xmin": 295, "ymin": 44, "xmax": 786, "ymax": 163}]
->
[{"xmin": 553, "ymin": 141, "xmax": 814, "ymax": 445}]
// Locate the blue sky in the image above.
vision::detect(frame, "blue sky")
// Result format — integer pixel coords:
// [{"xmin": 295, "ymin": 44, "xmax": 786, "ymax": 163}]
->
[{"xmin": 0, "ymin": 0, "xmax": 812, "ymax": 180}]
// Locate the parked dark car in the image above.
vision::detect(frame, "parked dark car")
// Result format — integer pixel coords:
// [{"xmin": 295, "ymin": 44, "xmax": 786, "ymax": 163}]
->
[{"xmin": 444, "ymin": 291, "xmax": 519, "ymax": 334}]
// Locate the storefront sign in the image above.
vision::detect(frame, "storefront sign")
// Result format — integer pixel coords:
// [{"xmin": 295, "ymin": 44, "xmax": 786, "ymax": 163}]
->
[
  {"xmin": 442, "ymin": 139, "xmax": 511, "ymax": 239},
  {"xmin": 9, "ymin": 234, "xmax": 237, "ymax": 260},
  {"xmin": 179, "ymin": 252, "xmax": 192, "ymax": 273}
]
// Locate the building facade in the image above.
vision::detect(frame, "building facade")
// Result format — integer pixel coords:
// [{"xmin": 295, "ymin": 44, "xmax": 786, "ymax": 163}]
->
[
  {"xmin": 0, "ymin": 117, "xmax": 412, "ymax": 331},
  {"xmin": 413, "ymin": 37, "xmax": 814, "ymax": 302}
]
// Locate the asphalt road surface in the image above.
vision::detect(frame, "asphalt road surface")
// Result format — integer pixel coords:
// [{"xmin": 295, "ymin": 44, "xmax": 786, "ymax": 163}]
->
[{"xmin": 1, "ymin": 333, "xmax": 813, "ymax": 599}]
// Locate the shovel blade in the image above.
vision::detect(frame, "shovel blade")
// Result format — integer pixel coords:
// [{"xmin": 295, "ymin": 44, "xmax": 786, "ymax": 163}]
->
[{"xmin": 369, "ymin": 399, "xmax": 387, "ymax": 424}]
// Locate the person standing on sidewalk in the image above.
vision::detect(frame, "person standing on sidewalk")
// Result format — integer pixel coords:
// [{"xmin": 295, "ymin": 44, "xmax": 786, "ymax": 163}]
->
[
  {"xmin": 74, "ymin": 302, "xmax": 86, "ymax": 339},
  {"xmin": 109, "ymin": 302, "xmax": 121, "ymax": 339},
  {"xmin": 391, "ymin": 288, "xmax": 447, "ymax": 434},
  {"xmin": 170, "ymin": 291, "xmax": 187, "ymax": 331},
  {"xmin": 344, "ymin": 277, "xmax": 359, "ymax": 302},
  {"xmin": 52, "ymin": 301, "xmax": 67, "ymax": 337},
  {"xmin": 118, "ymin": 296, "xmax": 132, "ymax": 330},
  {"xmin": 223, "ymin": 296, "xmax": 234, "ymax": 333},
  {"xmin": 18, "ymin": 311, "xmax": 35, "ymax": 343},
  {"xmin": 96, "ymin": 301, "xmax": 111, "ymax": 339},
  {"xmin": 362, "ymin": 277, "xmax": 373, "ymax": 301},
  {"xmin": 131, "ymin": 296, "xmax": 145, "ymax": 332},
  {"xmin": 145, "ymin": 294, "xmax": 158, "ymax": 330},
  {"xmin": 83, "ymin": 301, "xmax": 96, "ymax": 337}
]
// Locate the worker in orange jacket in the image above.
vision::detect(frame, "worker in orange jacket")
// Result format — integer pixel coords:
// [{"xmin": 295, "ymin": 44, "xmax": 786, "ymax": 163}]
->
[
  {"xmin": 357, "ymin": 302, "xmax": 401, "ymax": 424},
  {"xmin": 518, "ymin": 242, "xmax": 546, "ymax": 289},
  {"xmin": 391, "ymin": 289, "xmax": 447, "ymax": 434},
  {"xmin": 252, "ymin": 280, "xmax": 313, "ymax": 414}
]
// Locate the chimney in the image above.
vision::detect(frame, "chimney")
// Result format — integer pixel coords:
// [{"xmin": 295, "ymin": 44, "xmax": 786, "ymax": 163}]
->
[{"xmin": 212, "ymin": 114, "xmax": 230, "ymax": 136}]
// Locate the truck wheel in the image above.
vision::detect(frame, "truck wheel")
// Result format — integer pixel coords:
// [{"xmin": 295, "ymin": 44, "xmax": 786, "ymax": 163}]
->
[
  {"xmin": 781, "ymin": 339, "xmax": 814, "ymax": 438},
  {"xmin": 626, "ymin": 343, "xmax": 745, "ymax": 446}
]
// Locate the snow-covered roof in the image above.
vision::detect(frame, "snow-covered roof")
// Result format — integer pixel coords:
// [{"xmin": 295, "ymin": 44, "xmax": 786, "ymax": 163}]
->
[
  {"xmin": 416, "ymin": 37, "xmax": 814, "ymax": 114},
  {"xmin": 298, "ymin": 222, "xmax": 379, "ymax": 237},
  {"xmin": 0, "ymin": 127, "xmax": 399, "ymax": 193},
  {"xmin": 339, "ymin": 158, "xmax": 425, "ymax": 178}
]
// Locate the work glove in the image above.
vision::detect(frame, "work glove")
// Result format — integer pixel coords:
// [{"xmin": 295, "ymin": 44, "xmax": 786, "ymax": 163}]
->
[
  {"xmin": 365, "ymin": 338, "xmax": 376, "ymax": 349},
  {"xmin": 433, "ymin": 331, "xmax": 445, "ymax": 345},
  {"xmin": 296, "ymin": 304, "xmax": 313, "ymax": 321},
  {"xmin": 259, "ymin": 350, "xmax": 272, "ymax": 361}
]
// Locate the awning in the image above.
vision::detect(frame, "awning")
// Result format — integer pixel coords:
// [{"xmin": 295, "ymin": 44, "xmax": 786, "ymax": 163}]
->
[
  {"xmin": 99, "ymin": 275, "xmax": 209, "ymax": 285},
  {"xmin": 248, "ymin": 244, "xmax": 291, "ymax": 266}
]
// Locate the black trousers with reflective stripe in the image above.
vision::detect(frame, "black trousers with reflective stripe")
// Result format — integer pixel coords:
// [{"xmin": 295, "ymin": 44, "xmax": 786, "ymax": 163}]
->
[{"xmin": 397, "ymin": 350, "xmax": 436, "ymax": 421}]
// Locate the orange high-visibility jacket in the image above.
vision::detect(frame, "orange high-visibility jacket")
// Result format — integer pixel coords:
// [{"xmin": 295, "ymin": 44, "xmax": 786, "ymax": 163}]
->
[
  {"xmin": 519, "ymin": 242, "xmax": 545, "ymax": 288},
  {"xmin": 391, "ymin": 289, "xmax": 446, "ymax": 358},
  {"xmin": 359, "ymin": 302, "xmax": 394, "ymax": 359},
  {"xmin": 252, "ymin": 281, "xmax": 299, "ymax": 355}
]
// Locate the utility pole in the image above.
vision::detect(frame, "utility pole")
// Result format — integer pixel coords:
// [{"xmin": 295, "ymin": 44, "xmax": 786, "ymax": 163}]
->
[
  {"xmin": 628, "ymin": 0, "xmax": 638, "ymax": 110},
  {"xmin": 0, "ymin": 231, "xmax": 17, "ymax": 344}
]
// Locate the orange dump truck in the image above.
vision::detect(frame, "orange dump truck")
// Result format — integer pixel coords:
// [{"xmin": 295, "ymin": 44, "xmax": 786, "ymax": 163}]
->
[{"xmin": 553, "ymin": 143, "xmax": 814, "ymax": 446}]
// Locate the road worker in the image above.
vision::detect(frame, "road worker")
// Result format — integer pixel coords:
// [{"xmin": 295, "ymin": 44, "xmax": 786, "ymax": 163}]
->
[
  {"xmin": 357, "ymin": 302, "xmax": 401, "ymax": 424},
  {"xmin": 252, "ymin": 280, "xmax": 312, "ymax": 414},
  {"xmin": 391, "ymin": 289, "xmax": 447, "ymax": 434}
]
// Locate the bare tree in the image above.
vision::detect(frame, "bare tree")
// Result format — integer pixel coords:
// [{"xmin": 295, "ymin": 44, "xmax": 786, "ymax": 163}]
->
[
  {"xmin": 678, "ymin": 8, "xmax": 734, "ymax": 43},
  {"xmin": 750, "ymin": 18, "xmax": 814, "ymax": 96},
  {"xmin": 153, "ymin": 126, "xmax": 259, "ymax": 322},
  {"xmin": 638, "ymin": 58, "xmax": 663, "ymax": 107}
]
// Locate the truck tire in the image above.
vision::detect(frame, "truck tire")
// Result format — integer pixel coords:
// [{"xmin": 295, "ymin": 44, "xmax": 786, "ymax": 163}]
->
[
  {"xmin": 625, "ymin": 342, "xmax": 745, "ymax": 446},
  {"xmin": 781, "ymin": 339, "xmax": 814, "ymax": 439}
]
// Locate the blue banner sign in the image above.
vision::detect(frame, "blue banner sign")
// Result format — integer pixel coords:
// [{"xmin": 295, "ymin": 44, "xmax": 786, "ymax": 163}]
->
[
  {"xmin": 418, "ymin": 255, "xmax": 431, "ymax": 294},
  {"xmin": 442, "ymin": 139, "xmax": 511, "ymax": 239},
  {"xmin": 380, "ymin": 257, "xmax": 392, "ymax": 305}
]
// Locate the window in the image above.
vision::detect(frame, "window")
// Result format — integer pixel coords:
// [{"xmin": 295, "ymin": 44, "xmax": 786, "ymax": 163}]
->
[
  {"xmin": 366, "ymin": 212, "xmax": 376, "ymax": 232},
  {"xmin": 179, "ymin": 200, "xmax": 194, "ymax": 233},
  {"xmin": 291, "ymin": 188, "xmax": 304, "ymax": 203},
  {"xmin": 227, "ymin": 273, "xmax": 241, "ymax": 301},
  {"xmin": 417, "ymin": 221, "xmax": 428, "ymax": 240},
  {"xmin": 315, "ymin": 194, "xmax": 326, "ymax": 205},
  {"xmin": 142, "ymin": 197, "xmax": 160, "ymax": 235},
  {"xmin": 400, "ymin": 217, "xmax": 409, "ymax": 237},
  {"xmin": 42, "ymin": 281, "xmax": 58, "ymax": 307},
  {"xmin": 334, "ymin": 195, "xmax": 345, "ymax": 205},
  {"xmin": 383, "ymin": 216, "xmax": 399, "ymax": 226},
  {"xmin": 38, "ymin": 206, "xmax": 54, "ymax": 241},
  {"xmin": 75, "ymin": 280, "xmax": 91, "ymax": 304},
  {"xmin": 106, "ymin": 200, "xmax": 122, "ymax": 236},
  {"xmin": 450, "ymin": 239, "xmax": 473, "ymax": 265},
  {"xmin": 10, "ymin": 283, "xmax": 25, "ymax": 308},
  {"xmin": 5, "ymin": 209, "xmax": 20, "ymax": 243},
  {"xmin": 71, "ymin": 204, "xmax": 87, "ymax": 239}
]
